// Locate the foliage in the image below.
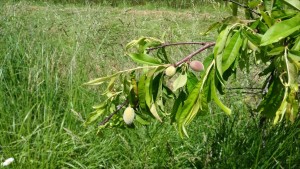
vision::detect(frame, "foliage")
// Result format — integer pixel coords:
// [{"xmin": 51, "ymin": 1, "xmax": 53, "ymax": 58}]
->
[{"xmin": 85, "ymin": 0, "xmax": 300, "ymax": 137}]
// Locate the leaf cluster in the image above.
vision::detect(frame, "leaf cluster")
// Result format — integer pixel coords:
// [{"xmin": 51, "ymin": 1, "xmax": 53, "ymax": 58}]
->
[{"xmin": 85, "ymin": 0, "xmax": 300, "ymax": 137}]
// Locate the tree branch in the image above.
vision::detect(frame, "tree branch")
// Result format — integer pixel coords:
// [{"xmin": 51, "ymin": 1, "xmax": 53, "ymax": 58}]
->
[
  {"xmin": 174, "ymin": 42, "xmax": 215, "ymax": 67},
  {"xmin": 146, "ymin": 42, "xmax": 208, "ymax": 52},
  {"xmin": 227, "ymin": 0, "xmax": 260, "ymax": 16},
  {"xmin": 98, "ymin": 100, "xmax": 129, "ymax": 126}
]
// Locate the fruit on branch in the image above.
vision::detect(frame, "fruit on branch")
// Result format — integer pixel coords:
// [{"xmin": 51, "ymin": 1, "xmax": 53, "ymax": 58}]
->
[
  {"xmin": 189, "ymin": 60, "xmax": 204, "ymax": 72},
  {"xmin": 165, "ymin": 66, "xmax": 176, "ymax": 77},
  {"xmin": 123, "ymin": 106, "xmax": 135, "ymax": 125}
]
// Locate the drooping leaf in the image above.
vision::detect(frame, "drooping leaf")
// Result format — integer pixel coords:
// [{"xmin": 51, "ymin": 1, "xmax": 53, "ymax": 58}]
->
[
  {"xmin": 283, "ymin": 0, "xmax": 300, "ymax": 11},
  {"xmin": 145, "ymin": 69, "xmax": 156, "ymax": 107},
  {"xmin": 171, "ymin": 91, "xmax": 187, "ymax": 123},
  {"xmin": 242, "ymin": 29, "xmax": 262, "ymax": 46},
  {"xmin": 157, "ymin": 47, "xmax": 172, "ymax": 64},
  {"xmin": 150, "ymin": 104, "xmax": 162, "ymax": 122},
  {"xmin": 126, "ymin": 36, "xmax": 163, "ymax": 52},
  {"xmin": 258, "ymin": 5, "xmax": 274, "ymax": 27},
  {"xmin": 288, "ymin": 50, "xmax": 300, "ymax": 68},
  {"xmin": 260, "ymin": 13, "xmax": 300, "ymax": 46},
  {"xmin": 214, "ymin": 26, "xmax": 232, "ymax": 83},
  {"xmin": 222, "ymin": 31, "xmax": 243, "ymax": 73},
  {"xmin": 211, "ymin": 69, "xmax": 231, "ymax": 115},
  {"xmin": 292, "ymin": 36, "xmax": 300, "ymax": 51},
  {"xmin": 200, "ymin": 22, "xmax": 221, "ymax": 36},
  {"xmin": 214, "ymin": 26, "xmax": 232, "ymax": 57},
  {"xmin": 135, "ymin": 114, "xmax": 150, "ymax": 125},
  {"xmin": 138, "ymin": 74, "xmax": 147, "ymax": 110},
  {"xmin": 128, "ymin": 73, "xmax": 139, "ymax": 107},
  {"xmin": 184, "ymin": 94, "xmax": 201, "ymax": 126},
  {"xmin": 176, "ymin": 61, "xmax": 215, "ymax": 137},
  {"xmin": 267, "ymin": 46, "xmax": 285, "ymax": 56},
  {"xmin": 173, "ymin": 71, "xmax": 188, "ymax": 91},
  {"xmin": 128, "ymin": 53, "xmax": 161, "ymax": 65},
  {"xmin": 84, "ymin": 73, "xmax": 121, "ymax": 86},
  {"xmin": 186, "ymin": 71, "xmax": 198, "ymax": 94},
  {"xmin": 152, "ymin": 72, "xmax": 163, "ymax": 102},
  {"xmin": 257, "ymin": 76, "xmax": 285, "ymax": 118},
  {"xmin": 85, "ymin": 108, "xmax": 106, "ymax": 125}
]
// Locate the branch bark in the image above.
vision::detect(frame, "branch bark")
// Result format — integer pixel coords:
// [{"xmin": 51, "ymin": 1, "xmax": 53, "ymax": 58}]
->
[
  {"xmin": 98, "ymin": 100, "xmax": 129, "ymax": 126},
  {"xmin": 146, "ymin": 42, "xmax": 208, "ymax": 52},
  {"xmin": 174, "ymin": 42, "xmax": 215, "ymax": 67},
  {"xmin": 227, "ymin": 0, "xmax": 260, "ymax": 15}
]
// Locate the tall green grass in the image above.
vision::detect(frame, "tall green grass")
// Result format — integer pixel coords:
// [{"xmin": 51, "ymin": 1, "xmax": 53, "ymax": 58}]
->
[
  {"xmin": 0, "ymin": 1, "xmax": 299, "ymax": 168},
  {"xmin": 21, "ymin": 0, "xmax": 220, "ymax": 9}
]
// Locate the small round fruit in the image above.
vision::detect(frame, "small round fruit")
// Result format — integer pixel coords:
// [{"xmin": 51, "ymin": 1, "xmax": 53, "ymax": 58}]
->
[
  {"xmin": 165, "ymin": 66, "xmax": 176, "ymax": 77},
  {"xmin": 189, "ymin": 60, "xmax": 204, "ymax": 72},
  {"xmin": 123, "ymin": 107, "xmax": 135, "ymax": 125}
]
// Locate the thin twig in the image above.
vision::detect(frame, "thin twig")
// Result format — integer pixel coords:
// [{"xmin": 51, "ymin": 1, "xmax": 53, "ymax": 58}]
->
[
  {"xmin": 227, "ymin": 0, "xmax": 260, "ymax": 16},
  {"xmin": 174, "ymin": 42, "xmax": 216, "ymax": 67},
  {"xmin": 226, "ymin": 87, "xmax": 261, "ymax": 90},
  {"xmin": 146, "ymin": 42, "xmax": 208, "ymax": 52},
  {"xmin": 98, "ymin": 100, "xmax": 129, "ymax": 126}
]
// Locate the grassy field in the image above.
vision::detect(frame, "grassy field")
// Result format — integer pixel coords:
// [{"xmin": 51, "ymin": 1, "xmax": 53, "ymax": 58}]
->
[{"xmin": 1, "ymin": 1, "xmax": 300, "ymax": 168}]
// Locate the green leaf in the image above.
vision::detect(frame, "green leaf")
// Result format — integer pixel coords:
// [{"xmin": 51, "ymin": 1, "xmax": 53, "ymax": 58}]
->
[
  {"xmin": 171, "ymin": 91, "xmax": 186, "ymax": 123},
  {"xmin": 267, "ymin": 46, "xmax": 285, "ymax": 56},
  {"xmin": 184, "ymin": 96, "xmax": 201, "ymax": 126},
  {"xmin": 260, "ymin": 14, "xmax": 300, "ymax": 46},
  {"xmin": 273, "ymin": 47, "xmax": 299, "ymax": 123},
  {"xmin": 176, "ymin": 80, "xmax": 201, "ymax": 137},
  {"xmin": 258, "ymin": 5, "xmax": 274, "ymax": 27},
  {"xmin": 200, "ymin": 22, "xmax": 220, "ymax": 36},
  {"xmin": 211, "ymin": 69, "xmax": 231, "ymax": 115},
  {"xmin": 85, "ymin": 108, "xmax": 106, "ymax": 125},
  {"xmin": 242, "ymin": 29, "xmax": 262, "ymax": 46},
  {"xmin": 173, "ymin": 71, "xmax": 188, "ymax": 92},
  {"xmin": 176, "ymin": 61, "xmax": 215, "ymax": 137},
  {"xmin": 145, "ymin": 69, "xmax": 156, "ymax": 107},
  {"xmin": 128, "ymin": 74, "xmax": 139, "ymax": 107},
  {"xmin": 257, "ymin": 76, "xmax": 285, "ymax": 118},
  {"xmin": 84, "ymin": 73, "xmax": 120, "ymax": 86},
  {"xmin": 248, "ymin": 0, "xmax": 261, "ymax": 8},
  {"xmin": 150, "ymin": 104, "xmax": 162, "ymax": 122},
  {"xmin": 288, "ymin": 50, "xmax": 300, "ymax": 68},
  {"xmin": 222, "ymin": 31, "xmax": 243, "ymax": 73},
  {"xmin": 186, "ymin": 72, "xmax": 198, "ymax": 94},
  {"xmin": 214, "ymin": 26, "xmax": 232, "ymax": 83},
  {"xmin": 292, "ymin": 36, "xmax": 300, "ymax": 51},
  {"xmin": 283, "ymin": 0, "xmax": 300, "ymax": 11},
  {"xmin": 138, "ymin": 74, "xmax": 147, "ymax": 110},
  {"xmin": 128, "ymin": 53, "xmax": 161, "ymax": 65},
  {"xmin": 135, "ymin": 114, "xmax": 150, "ymax": 125},
  {"xmin": 214, "ymin": 26, "xmax": 231, "ymax": 57},
  {"xmin": 152, "ymin": 72, "xmax": 163, "ymax": 102}
]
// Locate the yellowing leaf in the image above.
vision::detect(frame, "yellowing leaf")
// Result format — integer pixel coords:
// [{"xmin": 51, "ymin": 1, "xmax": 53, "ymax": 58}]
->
[
  {"xmin": 172, "ymin": 71, "xmax": 187, "ymax": 91},
  {"xmin": 150, "ymin": 104, "xmax": 162, "ymax": 122}
]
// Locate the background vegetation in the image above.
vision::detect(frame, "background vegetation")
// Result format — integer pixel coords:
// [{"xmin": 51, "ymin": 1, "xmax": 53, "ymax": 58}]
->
[{"xmin": 0, "ymin": 0, "xmax": 299, "ymax": 168}]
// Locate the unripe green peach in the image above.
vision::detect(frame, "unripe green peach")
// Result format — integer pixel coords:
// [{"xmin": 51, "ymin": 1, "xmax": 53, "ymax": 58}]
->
[
  {"xmin": 123, "ymin": 106, "xmax": 135, "ymax": 125},
  {"xmin": 189, "ymin": 60, "xmax": 204, "ymax": 72},
  {"xmin": 165, "ymin": 66, "xmax": 176, "ymax": 77}
]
